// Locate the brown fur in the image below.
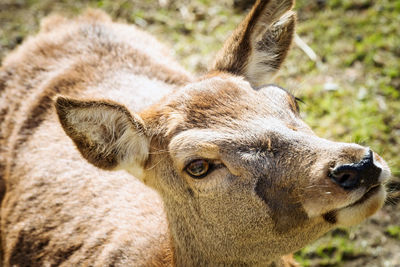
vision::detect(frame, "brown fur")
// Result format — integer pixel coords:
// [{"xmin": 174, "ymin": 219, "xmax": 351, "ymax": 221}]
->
[{"xmin": 0, "ymin": 1, "xmax": 391, "ymax": 266}]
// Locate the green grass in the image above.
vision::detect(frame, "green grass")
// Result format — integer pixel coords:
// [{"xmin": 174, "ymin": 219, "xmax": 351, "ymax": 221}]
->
[
  {"xmin": 295, "ymin": 230, "xmax": 365, "ymax": 267},
  {"xmin": 386, "ymin": 226, "xmax": 400, "ymax": 240}
]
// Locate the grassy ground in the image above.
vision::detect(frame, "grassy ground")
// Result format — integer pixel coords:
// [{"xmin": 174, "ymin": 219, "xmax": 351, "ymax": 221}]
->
[{"xmin": 1, "ymin": 0, "xmax": 399, "ymax": 266}]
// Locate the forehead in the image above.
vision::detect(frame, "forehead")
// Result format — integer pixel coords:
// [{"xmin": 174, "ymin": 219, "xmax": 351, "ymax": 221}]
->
[
  {"xmin": 168, "ymin": 117, "xmax": 303, "ymax": 164},
  {"xmin": 170, "ymin": 115, "xmax": 297, "ymax": 144},
  {"xmin": 170, "ymin": 76, "xmax": 299, "ymax": 130}
]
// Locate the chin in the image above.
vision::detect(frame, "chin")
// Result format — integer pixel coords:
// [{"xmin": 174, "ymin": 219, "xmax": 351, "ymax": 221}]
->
[{"xmin": 336, "ymin": 185, "xmax": 386, "ymax": 227}]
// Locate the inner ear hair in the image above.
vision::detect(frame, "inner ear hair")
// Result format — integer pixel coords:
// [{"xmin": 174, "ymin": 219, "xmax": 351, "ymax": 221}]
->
[
  {"xmin": 211, "ymin": 0, "xmax": 296, "ymax": 87},
  {"xmin": 55, "ymin": 96, "xmax": 149, "ymax": 172}
]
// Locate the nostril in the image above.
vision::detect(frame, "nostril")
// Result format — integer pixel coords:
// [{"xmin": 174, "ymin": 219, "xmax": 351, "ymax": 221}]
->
[
  {"xmin": 329, "ymin": 149, "xmax": 383, "ymax": 191},
  {"xmin": 329, "ymin": 168, "xmax": 360, "ymax": 190}
]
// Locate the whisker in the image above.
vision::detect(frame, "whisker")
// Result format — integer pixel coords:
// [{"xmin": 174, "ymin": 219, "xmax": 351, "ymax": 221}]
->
[
  {"xmin": 146, "ymin": 156, "xmax": 168, "ymax": 171},
  {"xmin": 303, "ymin": 184, "xmax": 332, "ymax": 190}
]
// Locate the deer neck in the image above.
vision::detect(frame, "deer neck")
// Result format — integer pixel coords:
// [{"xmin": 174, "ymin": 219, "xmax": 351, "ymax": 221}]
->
[
  {"xmin": 171, "ymin": 237, "xmax": 279, "ymax": 266},
  {"xmin": 163, "ymin": 200, "xmax": 278, "ymax": 266}
]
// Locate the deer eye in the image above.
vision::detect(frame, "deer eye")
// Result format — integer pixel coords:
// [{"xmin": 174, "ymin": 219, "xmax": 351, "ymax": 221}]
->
[{"xmin": 185, "ymin": 159, "xmax": 210, "ymax": 179}]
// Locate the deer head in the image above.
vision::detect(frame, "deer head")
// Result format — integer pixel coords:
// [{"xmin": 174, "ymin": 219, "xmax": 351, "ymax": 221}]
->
[{"xmin": 55, "ymin": 0, "xmax": 390, "ymax": 265}]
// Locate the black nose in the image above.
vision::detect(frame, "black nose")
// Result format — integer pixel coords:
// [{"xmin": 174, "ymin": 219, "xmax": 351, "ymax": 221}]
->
[{"xmin": 329, "ymin": 149, "xmax": 382, "ymax": 190}]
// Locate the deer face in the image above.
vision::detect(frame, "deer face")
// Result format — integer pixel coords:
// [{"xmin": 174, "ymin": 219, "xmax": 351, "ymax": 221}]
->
[
  {"xmin": 166, "ymin": 75, "xmax": 389, "ymax": 223},
  {"xmin": 55, "ymin": 0, "xmax": 390, "ymax": 263},
  {"xmin": 137, "ymin": 75, "xmax": 390, "ymax": 260}
]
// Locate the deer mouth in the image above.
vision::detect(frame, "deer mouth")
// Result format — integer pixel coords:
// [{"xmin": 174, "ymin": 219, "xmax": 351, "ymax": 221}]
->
[
  {"xmin": 323, "ymin": 184, "xmax": 383, "ymax": 224},
  {"xmin": 348, "ymin": 184, "xmax": 382, "ymax": 207}
]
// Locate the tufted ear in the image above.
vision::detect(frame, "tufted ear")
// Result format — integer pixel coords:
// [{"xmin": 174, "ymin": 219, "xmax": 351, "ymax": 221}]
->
[
  {"xmin": 55, "ymin": 96, "xmax": 149, "ymax": 178},
  {"xmin": 211, "ymin": 0, "xmax": 296, "ymax": 87}
]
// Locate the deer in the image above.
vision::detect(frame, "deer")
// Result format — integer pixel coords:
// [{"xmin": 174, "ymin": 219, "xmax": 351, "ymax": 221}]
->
[{"xmin": 0, "ymin": 0, "xmax": 391, "ymax": 266}]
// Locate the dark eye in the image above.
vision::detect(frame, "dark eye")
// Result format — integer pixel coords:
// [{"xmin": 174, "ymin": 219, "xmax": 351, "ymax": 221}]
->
[{"xmin": 185, "ymin": 159, "xmax": 210, "ymax": 179}]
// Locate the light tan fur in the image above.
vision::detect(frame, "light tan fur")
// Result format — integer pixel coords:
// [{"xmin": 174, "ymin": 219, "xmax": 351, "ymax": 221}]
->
[{"xmin": 0, "ymin": 1, "xmax": 391, "ymax": 266}]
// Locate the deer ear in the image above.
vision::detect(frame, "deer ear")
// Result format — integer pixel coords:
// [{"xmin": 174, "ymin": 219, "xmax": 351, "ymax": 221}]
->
[
  {"xmin": 55, "ymin": 97, "xmax": 149, "ymax": 177},
  {"xmin": 211, "ymin": 0, "xmax": 296, "ymax": 87}
]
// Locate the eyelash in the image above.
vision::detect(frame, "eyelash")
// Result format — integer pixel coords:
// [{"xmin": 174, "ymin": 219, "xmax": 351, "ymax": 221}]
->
[
  {"xmin": 295, "ymin": 97, "xmax": 305, "ymax": 104},
  {"xmin": 294, "ymin": 97, "xmax": 305, "ymax": 112}
]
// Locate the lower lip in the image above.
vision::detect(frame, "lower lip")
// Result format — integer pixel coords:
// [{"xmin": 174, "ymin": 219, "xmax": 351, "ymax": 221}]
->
[{"xmin": 350, "ymin": 185, "xmax": 381, "ymax": 207}]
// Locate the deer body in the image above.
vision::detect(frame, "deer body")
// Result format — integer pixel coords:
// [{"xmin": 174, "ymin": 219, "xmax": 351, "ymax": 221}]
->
[
  {"xmin": 0, "ymin": 1, "xmax": 390, "ymax": 266},
  {"xmin": 0, "ymin": 10, "xmax": 185, "ymax": 266}
]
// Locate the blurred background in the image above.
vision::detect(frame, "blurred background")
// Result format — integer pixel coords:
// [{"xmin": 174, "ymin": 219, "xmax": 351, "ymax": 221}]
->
[{"xmin": 1, "ymin": 0, "xmax": 399, "ymax": 266}]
